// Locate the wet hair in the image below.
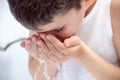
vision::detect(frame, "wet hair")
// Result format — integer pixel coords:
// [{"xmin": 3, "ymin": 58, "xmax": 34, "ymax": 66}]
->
[{"xmin": 7, "ymin": 0, "xmax": 82, "ymax": 30}]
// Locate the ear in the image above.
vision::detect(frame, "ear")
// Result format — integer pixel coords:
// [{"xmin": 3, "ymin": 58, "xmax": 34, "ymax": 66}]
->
[{"xmin": 82, "ymin": 0, "xmax": 96, "ymax": 9}]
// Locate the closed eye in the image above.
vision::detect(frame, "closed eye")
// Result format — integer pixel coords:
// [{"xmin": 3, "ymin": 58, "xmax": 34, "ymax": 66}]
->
[{"xmin": 54, "ymin": 27, "xmax": 64, "ymax": 32}]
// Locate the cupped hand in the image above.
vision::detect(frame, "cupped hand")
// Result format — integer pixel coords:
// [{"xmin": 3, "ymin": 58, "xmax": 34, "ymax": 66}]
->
[
  {"xmin": 20, "ymin": 34, "xmax": 47, "ymax": 61},
  {"xmin": 36, "ymin": 33, "xmax": 83, "ymax": 64},
  {"xmin": 20, "ymin": 33, "xmax": 83, "ymax": 64}
]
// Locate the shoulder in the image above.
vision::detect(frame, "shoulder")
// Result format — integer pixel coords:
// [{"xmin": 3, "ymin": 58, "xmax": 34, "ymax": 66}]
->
[
  {"xmin": 110, "ymin": 0, "xmax": 120, "ymax": 59},
  {"xmin": 110, "ymin": 0, "xmax": 120, "ymax": 34},
  {"xmin": 110, "ymin": 0, "xmax": 120, "ymax": 21},
  {"xmin": 111, "ymin": 0, "xmax": 120, "ymax": 10}
]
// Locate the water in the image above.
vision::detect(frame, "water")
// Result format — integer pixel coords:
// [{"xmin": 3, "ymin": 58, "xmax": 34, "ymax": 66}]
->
[{"xmin": 34, "ymin": 59, "xmax": 61, "ymax": 80}]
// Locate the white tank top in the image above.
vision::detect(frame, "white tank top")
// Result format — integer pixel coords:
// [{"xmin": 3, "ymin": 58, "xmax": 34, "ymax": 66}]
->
[{"xmin": 55, "ymin": 0, "xmax": 119, "ymax": 80}]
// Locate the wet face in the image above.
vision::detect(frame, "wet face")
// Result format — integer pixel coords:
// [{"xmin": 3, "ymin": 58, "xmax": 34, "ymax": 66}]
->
[{"xmin": 36, "ymin": 7, "xmax": 86, "ymax": 41}]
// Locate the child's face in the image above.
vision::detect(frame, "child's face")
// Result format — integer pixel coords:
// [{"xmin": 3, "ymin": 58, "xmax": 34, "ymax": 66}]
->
[{"xmin": 36, "ymin": 8, "xmax": 86, "ymax": 41}]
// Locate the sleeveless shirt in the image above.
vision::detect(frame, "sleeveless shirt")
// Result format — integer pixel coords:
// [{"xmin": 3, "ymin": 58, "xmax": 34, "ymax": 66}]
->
[{"xmin": 55, "ymin": 0, "xmax": 119, "ymax": 80}]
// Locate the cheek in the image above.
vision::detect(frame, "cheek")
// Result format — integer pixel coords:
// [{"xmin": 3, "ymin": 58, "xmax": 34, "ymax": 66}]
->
[
  {"xmin": 46, "ymin": 31, "xmax": 68, "ymax": 42},
  {"xmin": 57, "ymin": 23, "xmax": 81, "ymax": 39},
  {"xmin": 56, "ymin": 30, "xmax": 75, "ymax": 41}
]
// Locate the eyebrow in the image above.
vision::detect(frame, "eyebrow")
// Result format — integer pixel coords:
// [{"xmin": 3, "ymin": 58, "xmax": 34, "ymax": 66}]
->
[
  {"xmin": 36, "ymin": 25, "xmax": 62, "ymax": 33},
  {"xmin": 36, "ymin": 28, "xmax": 53, "ymax": 33}
]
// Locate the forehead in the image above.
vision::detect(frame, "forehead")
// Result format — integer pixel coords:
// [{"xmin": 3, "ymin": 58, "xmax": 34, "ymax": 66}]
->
[
  {"xmin": 36, "ymin": 13, "xmax": 68, "ymax": 32},
  {"xmin": 35, "ymin": 8, "xmax": 79, "ymax": 32},
  {"xmin": 35, "ymin": 19, "xmax": 64, "ymax": 33}
]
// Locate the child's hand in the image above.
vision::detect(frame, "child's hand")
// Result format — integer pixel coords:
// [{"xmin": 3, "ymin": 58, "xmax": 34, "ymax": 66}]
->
[
  {"xmin": 21, "ymin": 34, "xmax": 59, "ymax": 78},
  {"xmin": 37, "ymin": 33, "xmax": 82, "ymax": 64},
  {"xmin": 20, "ymin": 34, "xmax": 46, "ymax": 60},
  {"xmin": 20, "ymin": 33, "xmax": 84, "ymax": 64}
]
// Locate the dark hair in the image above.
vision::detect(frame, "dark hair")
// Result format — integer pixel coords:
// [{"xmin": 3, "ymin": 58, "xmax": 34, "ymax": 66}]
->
[{"xmin": 7, "ymin": 0, "xmax": 82, "ymax": 30}]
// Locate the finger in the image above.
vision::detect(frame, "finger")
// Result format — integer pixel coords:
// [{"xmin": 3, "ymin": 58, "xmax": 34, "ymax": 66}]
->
[
  {"xmin": 39, "ymin": 33, "xmax": 59, "ymax": 56},
  {"xmin": 20, "ymin": 41, "xmax": 25, "ymax": 48},
  {"xmin": 40, "ymin": 33, "xmax": 65, "ymax": 62},
  {"xmin": 38, "ymin": 46, "xmax": 47, "ymax": 60},
  {"xmin": 31, "ymin": 34, "xmax": 38, "ymax": 43},
  {"xmin": 46, "ymin": 35, "xmax": 65, "ymax": 60},
  {"xmin": 36, "ymin": 39, "xmax": 50, "ymax": 59},
  {"xmin": 46, "ymin": 34, "xmax": 65, "ymax": 53},
  {"xmin": 30, "ymin": 36, "xmax": 40, "ymax": 60},
  {"xmin": 39, "ymin": 33, "xmax": 50, "ymax": 49},
  {"xmin": 38, "ymin": 46, "xmax": 56, "ymax": 63},
  {"xmin": 37, "ymin": 37, "xmax": 61, "ymax": 63},
  {"xmin": 37, "ymin": 46, "xmax": 56, "ymax": 63},
  {"xmin": 47, "ymin": 52, "xmax": 60, "ymax": 64},
  {"xmin": 24, "ymin": 36, "xmax": 38, "ymax": 60},
  {"xmin": 25, "ymin": 38, "xmax": 32, "ymax": 51},
  {"xmin": 64, "ymin": 36, "xmax": 81, "ymax": 48},
  {"xmin": 24, "ymin": 34, "xmax": 38, "ymax": 50}
]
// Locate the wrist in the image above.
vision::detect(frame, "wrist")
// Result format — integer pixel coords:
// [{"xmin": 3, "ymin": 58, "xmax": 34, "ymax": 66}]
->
[{"xmin": 73, "ymin": 42, "xmax": 88, "ymax": 60}]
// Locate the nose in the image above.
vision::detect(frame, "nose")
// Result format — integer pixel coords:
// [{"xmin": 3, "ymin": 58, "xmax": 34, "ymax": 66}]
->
[
  {"xmin": 37, "ymin": 31, "xmax": 70, "ymax": 42},
  {"xmin": 46, "ymin": 31, "xmax": 65, "ymax": 42}
]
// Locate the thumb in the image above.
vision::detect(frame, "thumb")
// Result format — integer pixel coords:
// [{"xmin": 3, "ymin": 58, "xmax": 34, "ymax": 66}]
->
[{"xmin": 64, "ymin": 36, "xmax": 81, "ymax": 48}]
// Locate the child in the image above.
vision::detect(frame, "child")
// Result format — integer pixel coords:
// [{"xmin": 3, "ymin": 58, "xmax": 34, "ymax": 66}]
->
[{"xmin": 7, "ymin": 0, "xmax": 120, "ymax": 80}]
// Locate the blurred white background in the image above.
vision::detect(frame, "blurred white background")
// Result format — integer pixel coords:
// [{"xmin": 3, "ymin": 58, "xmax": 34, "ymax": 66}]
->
[{"xmin": 0, "ymin": 0, "xmax": 32, "ymax": 80}]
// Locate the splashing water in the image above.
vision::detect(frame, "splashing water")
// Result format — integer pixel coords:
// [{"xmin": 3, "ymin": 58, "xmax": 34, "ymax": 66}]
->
[{"xmin": 33, "ymin": 59, "xmax": 61, "ymax": 80}]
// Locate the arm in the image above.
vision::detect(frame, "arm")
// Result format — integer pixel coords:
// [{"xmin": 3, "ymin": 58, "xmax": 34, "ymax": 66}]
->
[
  {"xmin": 74, "ymin": 0, "xmax": 120, "ymax": 79},
  {"xmin": 29, "ymin": 55, "xmax": 57, "ymax": 80},
  {"xmin": 111, "ymin": 0, "xmax": 120, "ymax": 60},
  {"xmin": 26, "ymin": 31, "xmax": 57, "ymax": 80},
  {"xmin": 74, "ymin": 42, "xmax": 120, "ymax": 80},
  {"xmin": 36, "ymin": 33, "xmax": 120, "ymax": 80}
]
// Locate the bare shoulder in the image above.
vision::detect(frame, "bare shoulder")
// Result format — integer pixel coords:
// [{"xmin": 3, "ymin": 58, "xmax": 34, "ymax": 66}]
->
[
  {"xmin": 111, "ymin": 0, "xmax": 120, "ymax": 35},
  {"xmin": 111, "ymin": 0, "xmax": 120, "ymax": 20},
  {"xmin": 111, "ymin": 0, "xmax": 120, "ymax": 59},
  {"xmin": 111, "ymin": 0, "xmax": 120, "ymax": 9}
]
